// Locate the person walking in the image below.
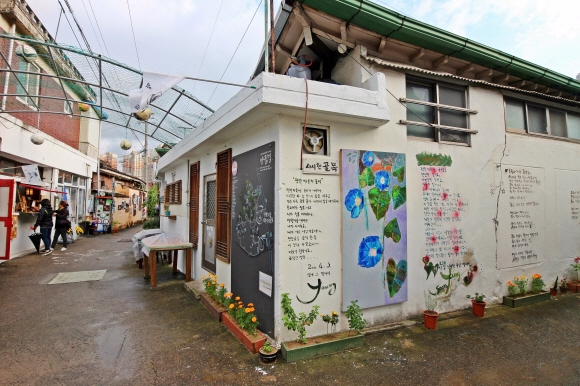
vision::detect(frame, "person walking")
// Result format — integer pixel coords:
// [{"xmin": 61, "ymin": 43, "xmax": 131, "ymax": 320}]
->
[
  {"xmin": 51, "ymin": 200, "xmax": 70, "ymax": 251},
  {"xmin": 30, "ymin": 198, "xmax": 53, "ymax": 255}
]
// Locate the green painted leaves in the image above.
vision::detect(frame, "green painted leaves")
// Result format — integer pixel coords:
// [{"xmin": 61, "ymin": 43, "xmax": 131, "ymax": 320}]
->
[
  {"xmin": 359, "ymin": 167, "xmax": 375, "ymax": 188},
  {"xmin": 384, "ymin": 218, "xmax": 401, "ymax": 243},
  {"xmin": 392, "ymin": 185, "xmax": 406, "ymax": 210},
  {"xmin": 368, "ymin": 187, "xmax": 390, "ymax": 221},
  {"xmin": 393, "ymin": 166, "xmax": 405, "ymax": 183},
  {"xmin": 386, "ymin": 258, "xmax": 407, "ymax": 298}
]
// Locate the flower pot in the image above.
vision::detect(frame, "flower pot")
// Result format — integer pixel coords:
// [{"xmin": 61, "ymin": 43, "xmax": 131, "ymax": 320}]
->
[
  {"xmin": 200, "ymin": 293, "xmax": 227, "ymax": 321},
  {"xmin": 258, "ymin": 347, "xmax": 278, "ymax": 363},
  {"xmin": 165, "ymin": 211, "xmax": 171, "ymax": 216},
  {"xmin": 503, "ymin": 291, "xmax": 550, "ymax": 308},
  {"xmin": 471, "ymin": 300, "xmax": 486, "ymax": 317},
  {"xmin": 281, "ymin": 330, "xmax": 364, "ymax": 362},
  {"xmin": 560, "ymin": 286, "xmax": 568, "ymax": 294},
  {"xmin": 567, "ymin": 281, "xmax": 580, "ymax": 293},
  {"xmin": 549, "ymin": 288, "xmax": 558, "ymax": 296},
  {"xmin": 222, "ymin": 313, "xmax": 266, "ymax": 354},
  {"xmin": 423, "ymin": 310, "xmax": 439, "ymax": 330}
]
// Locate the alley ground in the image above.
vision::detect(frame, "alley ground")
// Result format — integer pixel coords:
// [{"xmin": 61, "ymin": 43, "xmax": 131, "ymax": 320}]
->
[{"xmin": 0, "ymin": 227, "xmax": 579, "ymax": 386}]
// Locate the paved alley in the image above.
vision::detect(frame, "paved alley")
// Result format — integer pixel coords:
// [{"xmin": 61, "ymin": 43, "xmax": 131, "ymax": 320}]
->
[{"xmin": 1, "ymin": 227, "xmax": 579, "ymax": 385}]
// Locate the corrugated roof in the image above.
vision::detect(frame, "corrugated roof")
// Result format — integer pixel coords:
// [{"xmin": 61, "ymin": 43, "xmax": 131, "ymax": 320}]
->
[{"xmin": 362, "ymin": 53, "xmax": 580, "ymax": 106}]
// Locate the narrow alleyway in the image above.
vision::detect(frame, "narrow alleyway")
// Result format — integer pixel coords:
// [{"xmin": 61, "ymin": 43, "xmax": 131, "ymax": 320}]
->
[{"xmin": 1, "ymin": 227, "xmax": 579, "ymax": 385}]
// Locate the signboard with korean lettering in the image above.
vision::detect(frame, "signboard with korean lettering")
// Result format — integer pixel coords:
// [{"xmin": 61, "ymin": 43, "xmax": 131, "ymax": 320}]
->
[
  {"xmin": 302, "ymin": 157, "xmax": 339, "ymax": 175},
  {"xmin": 230, "ymin": 142, "xmax": 275, "ymax": 335}
]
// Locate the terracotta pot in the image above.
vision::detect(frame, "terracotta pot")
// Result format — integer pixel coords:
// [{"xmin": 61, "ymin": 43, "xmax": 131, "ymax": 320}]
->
[
  {"xmin": 567, "ymin": 281, "xmax": 580, "ymax": 293},
  {"xmin": 549, "ymin": 288, "xmax": 558, "ymax": 296},
  {"xmin": 471, "ymin": 300, "xmax": 486, "ymax": 317},
  {"xmin": 423, "ymin": 310, "xmax": 439, "ymax": 330},
  {"xmin": 258, "ymin": 347, "xmax": 278, "ymax": 363},
  {"xmin": 222, "ymin": 313, "xmax": 266, "ymax": 354}
]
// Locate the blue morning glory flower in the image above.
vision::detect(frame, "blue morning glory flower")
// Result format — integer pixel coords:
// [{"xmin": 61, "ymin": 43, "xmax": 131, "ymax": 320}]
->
[
  {"xmin": 345, "ymin": 189, "xmax": 364, "ymax": 218},
  {"xmin": 358, "ymin": 236, "xmax": 384, "ymax": 268},
  {"xmin": 362, "ymin": 151, "xmax": 375, "ymax": 167},
  {"xmin": 375, "ymin": 170, "xmax": 390, "ymax": 191}
]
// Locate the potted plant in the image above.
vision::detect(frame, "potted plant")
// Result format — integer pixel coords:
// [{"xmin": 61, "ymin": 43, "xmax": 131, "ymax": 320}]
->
[
  {"xmin": 466, "ymin": 292, "xmax": 486, "ymax": 317},
  {"xmin": 423, "ymin": 292, "xmax": 439, "ymax": 330},
  {"xmin": 222, "ymin": 296, "xmax": 266, "ymax": 354},
  {"xmin": 560, "ymin": 276, "xmax": 568, "ymax": 294},
  {"xmin": 503, "ymin": 275, "xmax": 550, "ymax": 308},
  {"xmin": 258, "ymin": 340, "xmax": 278, "ymax": 363},
  {"xmin": 568, "ymin": 257, "xmax": 580, "ymax": 293},
  {"xmin": 199, "ymin": 274, "xmax": 228, "ymax": 321},
  {"xmin": 550, "ymin": 276, "xmax": 558, "ymax": 296},
  {"xmin": 164, "ymin": 203, "xmax": 170, "ymax": 216}
]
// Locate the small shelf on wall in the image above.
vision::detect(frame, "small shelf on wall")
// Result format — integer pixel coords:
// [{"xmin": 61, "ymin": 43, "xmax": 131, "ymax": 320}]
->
[{"xmin": 164, "ymin": 215, "xmax": 176, "ymax": 220}]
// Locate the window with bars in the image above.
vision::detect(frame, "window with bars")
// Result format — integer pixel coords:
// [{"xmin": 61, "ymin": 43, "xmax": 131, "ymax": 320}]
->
[
  {"xmin": 505, "ymin": 99, "xmax": 580, "ymax": 140},
  {"xmin": 165, "ymin": 181, "xmax": 182, "ymax": 204},
  {"xmin": 402, "ymin": 78, "xmax": 477, "ymax": 145}
]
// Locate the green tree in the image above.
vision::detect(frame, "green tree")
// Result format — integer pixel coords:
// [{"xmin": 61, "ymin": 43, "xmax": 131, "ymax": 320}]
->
[{"xmin": 146, "ymin": 183, "xmax": 159, "ymax": 217}]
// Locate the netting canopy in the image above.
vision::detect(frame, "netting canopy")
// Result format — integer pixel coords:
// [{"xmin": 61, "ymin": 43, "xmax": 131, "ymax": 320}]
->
[{"xmin": 0, "ymin": 33, "xmax": 214, "ymax": 146}]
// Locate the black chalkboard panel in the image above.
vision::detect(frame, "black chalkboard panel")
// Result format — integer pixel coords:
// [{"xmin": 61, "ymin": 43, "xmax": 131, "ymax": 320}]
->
[{"xmin": 230, "ymin": 142, "xmax": 275, "ymax": 336}]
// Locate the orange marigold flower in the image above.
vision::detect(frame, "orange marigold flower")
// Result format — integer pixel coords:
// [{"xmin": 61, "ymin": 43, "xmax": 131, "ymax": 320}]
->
[
  {"xmin": 229, "ymin": 304, "xmax": 235, "ymax": 309},
  {"xmin": 201, "ymin": 276, "xmax": 205, "ymax": 279},
  {"xmin": 250, "ymin": 307, "xmax": 255, "ymax": 312},
  {"xmin": 251, "ymin": 317, "xmax": 257, "ymax": 323},
  {"xmin": 220, "ymin": 283, "xmax": 225, "ymax": 287},
  {"xmin": 245, "ymin": 308, "xmax": 251, "ymax": 313},
  {"xmin": 206, "ymin": 283, "xmax": 210, "ymax": 287},
  {"xmin": 212, "ymin": 281, "xmax": 216, "ymax": 285},
  {"xmin": 248, "ymin": 303, "xmax": 254, "ymax": 307},
  {"xmin": 520, "ymin": 276, "xmax": 526, "ymax": 279},
  {"xmin": 507, "ymin": 281, "xmax": 515, "ymax": 286},
  {"xmin": 235, "ymin": 296, "xmax": 240, "ymax": 301},
  {"xmin": 238, "ymin": 305, "xmax": 243, "ymax": 309}
]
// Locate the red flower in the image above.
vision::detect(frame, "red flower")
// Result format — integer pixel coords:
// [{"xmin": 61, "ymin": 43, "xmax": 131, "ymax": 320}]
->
[
  {"xmin": 575, "ymin": 257, "xmax": 580, "ymax": 264},
  {"xmin": 471, "ymin": 265, "xmax": 478, "ymax": 272},
  {"xmin": 453, "ymin": 245, "xmax": 459, "ymax": 254},
  {"xmin": 430, "ymin": 235, "xmax": 437, "ymax": 244},
  {"xmin": 442, "ymin": 192, "xmax": 448, "ymax": 200},
  {"xmin": 423, "ymin": 183, "xmax": 429, "ymax": 191},
  {"xmin": 422, "ymin": 255, "xmax": 430, "ymax": 264}
]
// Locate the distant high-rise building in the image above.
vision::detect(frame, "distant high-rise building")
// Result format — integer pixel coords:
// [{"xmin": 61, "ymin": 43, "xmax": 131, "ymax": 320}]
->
[
  {"xmin": 122, "ymin": 150, "xmax": 156, "ymax": 186},
  {"xmin": 100, "ymin": 152, "xmax": 118, "ymax": 169}
]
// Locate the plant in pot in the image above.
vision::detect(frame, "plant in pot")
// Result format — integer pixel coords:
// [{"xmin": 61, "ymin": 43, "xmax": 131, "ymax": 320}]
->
[
  {"xmin": 466, "ymin": 292, "xmax": 486, "ymax": 317},
  {"xmin": 258, "ymin": 340, "xmax": 278, "ymax": 363},
  {"xmin": 550, "ymin": 276, "xmax": 558, "ymax": 296},
  {"xmin": 164, "ymin": 203, "xmax": 170, "ymax": 216},
  {"xmin": 423, "ymin": 292, "xmax": 439, "ymax": 330},
  {"xmin": 531, "ymin": 274, "xmax": 545, "ymax": 294},
  {"xmin": 560, "ymin": 276, "xmax": 568, "ymax": 294},
  {"xmin": 569, "ymin": 257, "xmax": 580, "ymax": 292},
  {"xmin": 281, "ymin": 293, "xmax": 319, "ymax": 344}
]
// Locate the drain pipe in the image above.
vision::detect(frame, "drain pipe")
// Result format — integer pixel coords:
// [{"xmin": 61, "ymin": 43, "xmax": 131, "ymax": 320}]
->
[{"xmin": 1, "ymin": 22, "xmax": 16, "ymax": 110}]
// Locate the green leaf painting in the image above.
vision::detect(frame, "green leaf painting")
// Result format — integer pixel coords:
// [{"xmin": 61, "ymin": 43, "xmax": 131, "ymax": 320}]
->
[
  {"xmin": 386, "ymin": 258, "xmax": 407, "ymax": 298},
  {"xmin": 384, "ymin": 218, "xmax": 401, "ymax": 243},
  {"xmin": 368, "ymin": 187, "xmax": 390, "ymax": 220},
  {"xmin": 416, "ymin": 152, "xmax": 452, "ymax": 166},
  {"xmin": 392, "ymin": 185, "xmax": 407, "ymax": 210},
  {"xmin": 393, "ymin": 166, "xmax": 405, "ymax": 183},
  {"xmin": 359, "ymin": 166, "xmax": 375, "ymax": 188}
]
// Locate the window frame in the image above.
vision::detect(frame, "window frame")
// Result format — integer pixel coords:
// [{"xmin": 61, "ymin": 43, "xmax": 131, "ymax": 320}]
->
[
  {"xmin": 503, "ymin": 97, "xmax": 580, "ymax": 142},
  {"xmin": 15, "ymin": 59, "xmax": 40, "ymax": 109},
  {"xmin": 402, "ymin": 77, "xmax": 477, "ymax": 146},
  {"xmin": 165, "ymin": 180, "xmax": 182, "ymax": 205}
]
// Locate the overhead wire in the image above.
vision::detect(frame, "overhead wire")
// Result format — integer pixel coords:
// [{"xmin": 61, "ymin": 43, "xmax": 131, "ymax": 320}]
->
[
  {"xmin": 125, "ymin": 0, "xmax": 142, "ymax": 70},
  {"xmin": 206, "ymin": 0, "xmax": 263, "ymax": 105},
  {"xmin": 191, "ymin": 0, "xmax": 224, "ymax": 93},
  {"xmin": 80, "ymin": 0, "xmax": 105, "ymax": 55}
]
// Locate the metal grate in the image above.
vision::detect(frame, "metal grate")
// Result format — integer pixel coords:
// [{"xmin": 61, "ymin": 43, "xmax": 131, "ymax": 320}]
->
[{"xmin": 206, "ymin": 180, "xmax": 216, "ymax": 220}]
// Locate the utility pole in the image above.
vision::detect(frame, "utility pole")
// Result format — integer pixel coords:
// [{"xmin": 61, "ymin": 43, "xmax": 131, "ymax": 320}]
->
[{"xmin": 144, "ymin": 121, "xmax": 148, "ymax": 192}]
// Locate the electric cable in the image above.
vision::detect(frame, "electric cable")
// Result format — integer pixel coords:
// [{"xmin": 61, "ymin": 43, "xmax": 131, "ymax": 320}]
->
[
  {"xmin": 206, "ymin": 0, "xmax": 263, "ymax": 105},
  {"xmin": 80, "ymin": 0, "xmax": 105, "ymax": 55},
  {"xmin": 192, "ymin": 0, "xmax": 224, "ymax": 93},
  {"xmin": 125, "ymin": 0, "xmax": 142, "ymax": 70}
]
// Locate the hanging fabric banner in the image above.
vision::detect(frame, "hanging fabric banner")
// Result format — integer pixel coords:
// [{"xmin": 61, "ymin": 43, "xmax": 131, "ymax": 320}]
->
[
  {"xmin": 128, "ymin": 71, "xmax": 185, "ymax": 113},
  {"xmin": 21, "ymin": 164, "xmax": 43, "ymax": 185}
]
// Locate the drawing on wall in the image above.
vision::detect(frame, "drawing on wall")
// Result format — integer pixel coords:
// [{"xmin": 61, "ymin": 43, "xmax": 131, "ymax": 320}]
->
[
  {"xmin": 416, "ymin": 152, "xmax": 453, "ymax": 166},
  {"xmin": 341, "ymin": 149, "xmax": 407, "ymax": 309}
]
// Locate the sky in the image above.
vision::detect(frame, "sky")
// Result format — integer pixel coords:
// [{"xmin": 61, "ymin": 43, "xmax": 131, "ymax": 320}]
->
[{"xmin": 25, "ymin": 0, "xmax": 580, "ymax": 157}]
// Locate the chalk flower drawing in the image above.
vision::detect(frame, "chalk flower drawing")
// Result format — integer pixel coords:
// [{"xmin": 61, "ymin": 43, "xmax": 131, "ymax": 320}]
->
[
  {"xmin": 374, "ymin": 170, "xmax": 390, "ymax": 191},
  {"xmin": 358, "ymin": 236, "xmax": 384, "ymax": 268},
  {"xmin": 344, "ymin": 188, "xmax": 365, "ymax": 219}
]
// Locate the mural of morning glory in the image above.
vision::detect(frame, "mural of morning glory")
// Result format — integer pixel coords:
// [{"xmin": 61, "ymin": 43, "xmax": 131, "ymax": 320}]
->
[{"xmin": 341, "ymin": 149, "xmax": 407, "ymax": 310}]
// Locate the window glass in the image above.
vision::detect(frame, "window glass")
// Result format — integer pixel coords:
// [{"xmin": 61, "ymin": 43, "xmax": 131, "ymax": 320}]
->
[
  {"xmin": 16, "ymin": 60, "xmax": 27, "ymax": 101},
  {"xmin": 440, "ymin": 109, "xmax": 467, "ymax": 128},
  {"xmin": 70, "ymin": 188, "xmax": 78, "ymax": 222},
  {"xmin": 29, "ymin": 63, "xmax": 40, "ymax": 107},
  {"xmin": 440, "ymin": 131, "xmax": 469, "ymax": 144},
  {"xmin": 406, "ymin": 83, "xmax": 434, "ymax": 139},
  {"xmin": 64, "ymin": 172, "xmax": 72, "ymax": 184},
  {"xmin": 65, "ymin": 101, "xmax": 72, "ymax": 114},
  {"xmin": 506, "ymin": 100, "xmax": 526, "ymax": 130},
  {"xmin": 549, "ymin": 110, "xmax": 567, "ymax": 137},
  {"xmin": 439, "ymin": 86, "xmax": 465, "ymax": 107},
  {"xmin": 568, "ymin": 114, "xmax": 580, "ymax": 140},
  {"xmin": 527, "ymin": 105, "xmax": 547, "ymax": 134},
  {"xmin": 78, "ymin": 189, "xmax": 86, "ymax": 221},
  {"xmin": 58, "ymin": 171, "xmax": 63, "ymax": 184},
  {"xmin": 72, "ymin": 175, "xmax": 78, "ymax": 186}
]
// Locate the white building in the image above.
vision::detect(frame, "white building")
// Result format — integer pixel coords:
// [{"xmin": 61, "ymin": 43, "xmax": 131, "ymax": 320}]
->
[
  {"xmin": 157, "ymin": 0, "xmax": 580, "ymax": 342},
  {"xmin": 0, "ymin": 0, "xmax": 100, "ymax": 259}
]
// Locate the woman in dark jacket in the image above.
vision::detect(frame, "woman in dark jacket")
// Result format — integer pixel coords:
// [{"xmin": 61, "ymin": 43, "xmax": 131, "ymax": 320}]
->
[
  {"xmin": 30, "ymin": 198, "xmax": 53, "ymax": 254},
  {"xmin": 51, "ymin": 200, "xmax": 70, "ymax": 251}
]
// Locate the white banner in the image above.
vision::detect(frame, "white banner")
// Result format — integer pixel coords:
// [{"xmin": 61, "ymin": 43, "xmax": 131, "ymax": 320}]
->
[
  {"xmin": 128, "ymin": 71, "xmax": 185, "ymax": 113},
  {"xmin": 21, "ymin": 164, "xmax": 43, "ymax": 185}
]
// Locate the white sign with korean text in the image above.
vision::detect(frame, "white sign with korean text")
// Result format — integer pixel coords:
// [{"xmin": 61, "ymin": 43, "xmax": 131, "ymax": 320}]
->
[
  {"xmin": 302, "ymin": 157, "xmax": 339, "ymax": 175},
  {"xmin": 259, "ymin": 271, "xmax": 272, "ymax": 297}
]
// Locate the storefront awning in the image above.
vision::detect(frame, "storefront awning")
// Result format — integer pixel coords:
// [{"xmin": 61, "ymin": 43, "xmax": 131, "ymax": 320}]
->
[{"xmin": 18, "ymin": 182, "xmax": 65, "ymax": 194}]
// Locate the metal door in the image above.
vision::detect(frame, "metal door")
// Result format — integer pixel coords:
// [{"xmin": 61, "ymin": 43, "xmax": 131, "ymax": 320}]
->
[
  {"xmin": 202, "ymin": 174, "xmax": 216, "ymax": 273},
  {"xmin": 0, "ymin": 179, "xmax": 14, "ymax": 260}
]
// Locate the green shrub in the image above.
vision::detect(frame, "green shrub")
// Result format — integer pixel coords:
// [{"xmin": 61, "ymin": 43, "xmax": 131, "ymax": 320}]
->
[{"xmin": 142, "ymin": 217, "xmax": 160, "ymax": 229}]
